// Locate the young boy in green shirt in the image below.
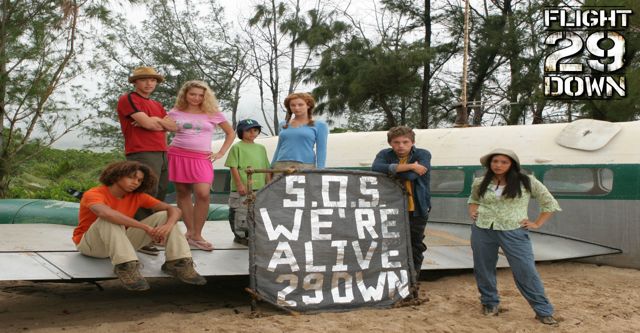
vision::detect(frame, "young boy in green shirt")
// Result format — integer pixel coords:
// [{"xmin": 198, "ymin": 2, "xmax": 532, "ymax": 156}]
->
[{"xmin": 224, "ymin": 119, "xmax": 272, "ymax": 245}]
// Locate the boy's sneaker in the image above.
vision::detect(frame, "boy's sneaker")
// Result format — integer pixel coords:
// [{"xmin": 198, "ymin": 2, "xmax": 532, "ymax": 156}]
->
[
  {"xmin": 233, "ymin": 236, "xmax": 249, "ymax": 246},
  {"xmin": 138, "ymin": 244, "xmax": 160, "ymax": 255},
  {"xmin": 114, "ymin": 261, "xmax": 149, "ymax": 291},
  {"xmin": 162, "ymin": 258, "xmax": 207, "ymax": 285}
]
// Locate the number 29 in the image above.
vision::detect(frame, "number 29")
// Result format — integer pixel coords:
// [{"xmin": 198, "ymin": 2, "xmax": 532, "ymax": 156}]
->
[{"xmin": 544, "ymin": 31, "xmax": 625, "ymax": 73}]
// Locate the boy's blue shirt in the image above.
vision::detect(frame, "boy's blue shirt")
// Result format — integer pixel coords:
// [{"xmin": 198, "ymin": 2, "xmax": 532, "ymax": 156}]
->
[{"xmin": 371, "ymin": 146, "xmax": 432, "ymax": 217}]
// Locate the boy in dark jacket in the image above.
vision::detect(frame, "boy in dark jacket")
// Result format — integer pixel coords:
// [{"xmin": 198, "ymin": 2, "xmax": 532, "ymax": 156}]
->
[{"xmin": 372, "ymin": 126, "xmax": 431, "ymax": 278}]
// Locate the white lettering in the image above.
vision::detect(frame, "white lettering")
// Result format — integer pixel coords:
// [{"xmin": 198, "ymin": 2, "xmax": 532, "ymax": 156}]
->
[
  {"xmin": 356, "ymin": 271, "xmax": 386, "ymax": 302},
  {"xmin": 355, "ymin": 208, "xmax": 378, "ymax": 239},
  {"xmin": 321, "ymin": 175, "xmax": 348, "ymax": 207},
  {"xmin": 352, "ymin": 240, "xmax": 377, "ymax": 270},
  {"xmin": 283, "ymin": 175, "xmax": 306, "ymax": 207},
  {"xmin": 268, "ymin": 242, "xmax": 299, "ymax": 272},
  {"xmin": 275, "ymin": 274, "xmax": 298, "ymax": 306},
  {"xmin": 302, "ymin": 273, "xmax": 324, "ymax": 305},
  {"xmin": 381, "ymin": 242, "xmax": 401, "ymax": 269},
  {"xmin": 380, "ymin": 208, "xmax": 400, "ymax": 239},
  {"xmin": 310, "ymin": 209, "xmax": 333, "ymax": 240},
  {"xmin": 261, "ymin": 208, "xmax": 302, "ymax": 241},
  {"xmin": 386, "ymin": 270, "xmax": 410, "ymax": 299},
  {"xmin": 331, "ymin": 240, "xmax": 349, "ymax": 271},
  {"xmin": 304, "ymin": 241, "xmax": 326, "ymax": 272},
  {"xmin": 331, "ymin": 272, "xmax": 354, "ymax": 303},
  {"xmin": 358, "ymin": 177, "xmax": 379, "ymax": 207}
]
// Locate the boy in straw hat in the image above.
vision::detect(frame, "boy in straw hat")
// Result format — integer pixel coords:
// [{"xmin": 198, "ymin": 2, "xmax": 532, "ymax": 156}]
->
[{"xmin": 116, "ymin": 66, "xmax": 176, "ymax": 255}]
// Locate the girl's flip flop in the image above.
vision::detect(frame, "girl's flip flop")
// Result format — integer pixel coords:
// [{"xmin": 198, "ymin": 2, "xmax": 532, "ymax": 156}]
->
[{"xmin": 187, "ymin": 237, "xmax": 214, "ymax": 251}]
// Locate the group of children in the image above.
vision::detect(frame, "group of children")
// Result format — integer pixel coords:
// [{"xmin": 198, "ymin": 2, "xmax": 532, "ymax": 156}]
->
[
  {"xmin": 73, "ymin": 66, "xmax": 328, "ymax": 291},
  {"xmin": 73, "ymin": 66, "xmax": 559, "ymax": 325}
]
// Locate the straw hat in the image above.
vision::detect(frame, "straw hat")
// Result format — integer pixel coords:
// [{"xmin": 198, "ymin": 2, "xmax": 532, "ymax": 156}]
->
[
  {"xmin": 480, "ymin": 148, "xmax": 520, "ymax": 167},
  {"xmin": 128, "ymin": 66, "xmax": 164, "ymax": 83}
]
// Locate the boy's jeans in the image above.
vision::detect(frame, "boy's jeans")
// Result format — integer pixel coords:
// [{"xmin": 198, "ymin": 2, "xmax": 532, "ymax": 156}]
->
[{"xmin": 410, "ymin": 215, "xmax": 428, "ymax": 276}]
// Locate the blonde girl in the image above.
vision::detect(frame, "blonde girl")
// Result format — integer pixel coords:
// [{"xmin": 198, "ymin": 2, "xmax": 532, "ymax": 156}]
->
[{"xmin": 167, "ymin": 80, "xmax": 235, "ymax": 251}]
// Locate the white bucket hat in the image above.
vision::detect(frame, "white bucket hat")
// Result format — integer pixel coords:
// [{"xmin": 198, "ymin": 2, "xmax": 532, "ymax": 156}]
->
[{"xmin": 479, "ymin": 148, "xmax": 520, "ymax": 167}]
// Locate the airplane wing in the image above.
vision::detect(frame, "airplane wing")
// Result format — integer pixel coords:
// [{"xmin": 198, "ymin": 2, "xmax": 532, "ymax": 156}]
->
[
  {"xmin": 0, "ymin": 221, "xmax": 620, "ymax": 281},
  {"xmin": 0, "ymin": 223, "xmax": 247, "ymax": 281},
  {"xmin": 423, "ymin": 221, "xmax": 621, "ymax": 270}
]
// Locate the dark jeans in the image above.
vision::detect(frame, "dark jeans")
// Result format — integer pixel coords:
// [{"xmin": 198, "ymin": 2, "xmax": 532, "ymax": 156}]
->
[
  {"xmin": 126, "ymin": 151, "xmax": 169, "ymax": 220},
  {"xmin": 410, "ymin": 215, "xmax": 428, "ymax": 275},
  {"xmin": 470, "ymin": 224, "xmax": 554, "ymax": 316}
]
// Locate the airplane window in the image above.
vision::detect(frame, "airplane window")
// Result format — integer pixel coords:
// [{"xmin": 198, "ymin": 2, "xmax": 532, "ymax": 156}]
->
[
  {"xmin": 474, "ymin": 168, "xmax": 532, "ymax": 178},
  {"xmin": 543, "ymin": 168, "xmax": 613, "ymax": 195},
  {"xmin": 599, "ymin": 169, "xmax": 613, "ymax": 192},
  {"xmin": 431, "ymin": 170, "xmax": 464, "ymax": 194}
]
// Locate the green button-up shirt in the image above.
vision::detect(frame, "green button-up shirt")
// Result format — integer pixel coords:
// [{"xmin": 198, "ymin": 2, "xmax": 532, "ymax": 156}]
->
[{"xmin": 467, "ymin": 175, "xmax": 561, "ymax": 231}]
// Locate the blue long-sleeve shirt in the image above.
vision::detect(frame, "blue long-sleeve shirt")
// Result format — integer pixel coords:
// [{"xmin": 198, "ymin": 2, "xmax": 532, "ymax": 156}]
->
[{"xmin": 271, "ymin": 120, "xmax": 328, "ymax": 168}]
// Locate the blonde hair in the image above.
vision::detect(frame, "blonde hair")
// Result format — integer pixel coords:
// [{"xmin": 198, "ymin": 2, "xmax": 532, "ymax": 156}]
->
[
  {"xmin": 283, "ymin": 92, "xmax": 316, "ymax": 129},
  {"xmin": 174, "ymin": 80, "xmax": 220, "ymax": 115},
  {"xmin": 387, "ymin": 126, "xmax": 415, "ymax": 143}
]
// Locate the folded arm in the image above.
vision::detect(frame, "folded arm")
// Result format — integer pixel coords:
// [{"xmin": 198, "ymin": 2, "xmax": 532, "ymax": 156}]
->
[
  {"xmin": 130, "ymin": 112, "xmax": 166, "ymax": 131},
  {"xmin": 372, "ymin": 150, "xmax": 429, "ymax": 180}
]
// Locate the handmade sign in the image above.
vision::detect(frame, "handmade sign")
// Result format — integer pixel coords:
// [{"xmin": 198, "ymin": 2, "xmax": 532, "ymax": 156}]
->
[{"xmin": 249, "ymin": 170, "xmax": 416, "ymax": 312}]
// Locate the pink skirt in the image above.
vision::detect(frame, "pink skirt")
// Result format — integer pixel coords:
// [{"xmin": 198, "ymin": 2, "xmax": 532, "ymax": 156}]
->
[{"xmin": 168, "ymin": 146, "xmax": 214, "ymax": 184}]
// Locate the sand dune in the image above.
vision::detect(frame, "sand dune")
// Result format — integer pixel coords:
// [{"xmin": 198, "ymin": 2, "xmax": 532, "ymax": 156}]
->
[{"xmin": 1, "ymin": 262, "xmax": 639, "ymax": 333}]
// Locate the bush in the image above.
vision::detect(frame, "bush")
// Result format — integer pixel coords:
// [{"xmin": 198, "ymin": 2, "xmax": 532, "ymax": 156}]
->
[{"xmin": 8, "ymin": 148, "xmax": 124, "ymax": 201}]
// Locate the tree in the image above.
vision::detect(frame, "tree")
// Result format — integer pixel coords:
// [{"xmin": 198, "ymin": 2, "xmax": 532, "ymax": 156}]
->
[
  {"xmin": 577, "ymin": 0, "xmax": 640, "ymax": 122},
  {"xmin": 0, "ymin": 0, "xmax": 111, "ymax": 198},
  {"xmin": 85, "ymin": 0, "xmax": 247, "ymax": 148},
  {"xmin": 247, "ymin": 0, "xmax": 288, "ymax": 134},
  {"xmin": 381, "ymin": 0, "xmax": 459, "ymax": 129},
  {"xmin": 311, "ymin": 2, "xmax": 454, "ymax": 130},
  {"xmin": 245, "ymin": 0, "xmax": 346, "ymax": 134},
  {"xmin": 312, "ymin": 35, "xmax": 425, "ymax": 129},
  {"xmin": 442, "ymin": 0, "xmax": 565, "ymax": 126}
]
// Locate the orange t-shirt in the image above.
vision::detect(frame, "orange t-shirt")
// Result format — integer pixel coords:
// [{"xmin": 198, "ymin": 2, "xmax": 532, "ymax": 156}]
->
[{"xmin": 72, "ymin": 185, "xmax": 160, "ymax": 245}]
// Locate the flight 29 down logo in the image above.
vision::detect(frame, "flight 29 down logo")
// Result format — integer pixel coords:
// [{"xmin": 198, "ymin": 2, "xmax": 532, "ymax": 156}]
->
[{"xmin": 543, "ymin": 7, "xmax": 632, "ymax": 99}]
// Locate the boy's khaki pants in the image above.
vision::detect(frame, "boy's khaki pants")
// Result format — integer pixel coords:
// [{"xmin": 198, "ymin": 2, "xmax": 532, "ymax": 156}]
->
[{"xmin": 77, "ymin": 211, "xmax": 192, "ymax": 265}]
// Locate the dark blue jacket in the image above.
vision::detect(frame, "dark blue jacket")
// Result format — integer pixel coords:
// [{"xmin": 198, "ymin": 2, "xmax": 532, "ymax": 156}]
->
[{"xmin": 372, "ymin": 146, "xmax": 431, "ymax": 217}]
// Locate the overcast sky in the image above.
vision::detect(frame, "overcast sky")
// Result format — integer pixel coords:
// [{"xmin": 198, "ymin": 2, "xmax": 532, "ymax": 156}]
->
[
  {"xmin": 52, "ymin": 0, "xmax": 358, "ymax": 149},
  {"xmin": 51, "ymin": 0, "xmax": 459, "ymax": 150}
]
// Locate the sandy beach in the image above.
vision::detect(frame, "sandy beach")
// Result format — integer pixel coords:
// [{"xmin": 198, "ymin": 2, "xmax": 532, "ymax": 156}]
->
[{"xmin": 1, "ymin": 261, "xmax": 639, "ymax": 333}]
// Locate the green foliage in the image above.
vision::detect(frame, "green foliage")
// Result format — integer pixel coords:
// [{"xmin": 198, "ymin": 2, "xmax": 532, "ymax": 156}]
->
[
  {"xmin": 312, "ymin": 34, "xmax": 426, "ymax": 128},
  {"xmin": 8, "ymin": 147, "xmax": 123, "ymax": 201},
  {"xmin": 0, "ymin": 0, "xmax": 119, "ymax": 198},
  {"xmin": 577, "ymin": 0, "xmax": 640, "ymax": 121}
]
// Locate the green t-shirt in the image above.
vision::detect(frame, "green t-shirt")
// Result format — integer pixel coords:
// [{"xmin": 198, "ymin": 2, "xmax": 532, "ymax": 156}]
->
[{"xmin": 224, "ymin": 141, "xmax": 271, "ymax": 191}]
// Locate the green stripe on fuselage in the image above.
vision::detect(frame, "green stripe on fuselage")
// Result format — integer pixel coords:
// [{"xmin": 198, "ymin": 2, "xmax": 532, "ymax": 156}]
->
[{"xmin": 216, "ymin": 164, "xmax": 639, "ymax": 200}]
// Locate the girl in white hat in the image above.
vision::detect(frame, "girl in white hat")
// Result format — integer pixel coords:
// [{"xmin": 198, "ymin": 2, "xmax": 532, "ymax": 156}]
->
[{"xmin": 468, "ymin": 148, "xmax": 561, "ymax": 325}]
